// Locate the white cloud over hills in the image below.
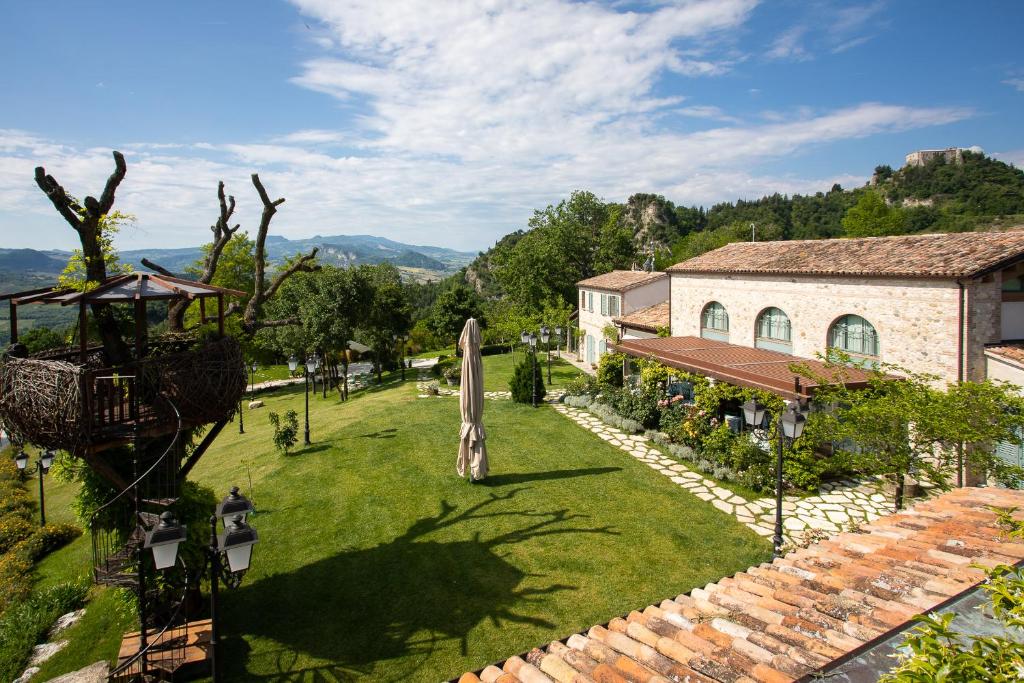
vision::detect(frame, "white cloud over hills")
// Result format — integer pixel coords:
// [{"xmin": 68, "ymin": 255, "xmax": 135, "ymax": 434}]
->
[{"xmin": 0, "ymin": 1, "xmax": 972, "ymax": 251}]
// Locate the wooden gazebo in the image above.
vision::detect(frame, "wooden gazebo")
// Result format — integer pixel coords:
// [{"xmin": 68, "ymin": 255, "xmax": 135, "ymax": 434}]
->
[
  {"xmin": 3, "ymin": 271, "xmax": 245, "ymax": 362},
  {"xmin": 0, "ymin": 272, "xmax": 248, "ymax": 456}
]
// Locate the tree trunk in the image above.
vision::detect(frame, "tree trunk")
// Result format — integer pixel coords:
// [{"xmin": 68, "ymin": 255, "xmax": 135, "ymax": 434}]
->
[
  {"xmin": 894, "ymin": 470, "xmax": 904, "ymax": 513},
  {"xmin": 34, "ymin": 152, "xmax": 132, "ymax": 365}
]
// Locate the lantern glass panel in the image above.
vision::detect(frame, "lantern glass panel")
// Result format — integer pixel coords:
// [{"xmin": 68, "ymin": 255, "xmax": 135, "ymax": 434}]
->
[
  {"xmin": 151, "ymin": 542, "xmax": 180, "ymax": 570},
  {"xmin": 225, "ymin": 544, "xmax": 253, "ymax": 573}
]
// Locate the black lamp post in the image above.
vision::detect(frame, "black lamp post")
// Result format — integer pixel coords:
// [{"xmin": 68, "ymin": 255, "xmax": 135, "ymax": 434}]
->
[
  {"xmin": 15, "ymin": 449, "xmax": 54, "ymax": 525},
  {"xmin": 540, "ymin": 326, "xmax": 552, "ymax": 384},
  {"xmin": 250, "ymin": 361, "xmax": 258, "ymax": 396},
  {"xmin": 520, "ymin": 330, "xmax": 539, "ymax": 407},
  {"xmin": 143, "ymin": 487, "xmax": 258, "ymax": 683},
  {"xmin": 303, "ymin": 355, "xmax": 318, "ymax": 445},
  {"xmin": 554, "ymin": 326, "xmax": 563, "ymax": 359},
  {"xmin": 742, "ymin": 395, "xmax": 806, "ymax": 558}
]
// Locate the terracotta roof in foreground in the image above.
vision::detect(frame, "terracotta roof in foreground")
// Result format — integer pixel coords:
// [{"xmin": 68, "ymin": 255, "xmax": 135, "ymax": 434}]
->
[
  {"xmin": 986, "ymin": 343, "xmax": 1024, "ymax": 367},
  {"xmin": 613, "ymin": 301, "xmax": 670, "ymax": 332},
  {"xmin": 457, "ymin": 487, "xmax": 1024, "ymax": 683},
  {"xmin": 577, "ymin": 270, "xmax": 668, "ymax": 292},
  {"xmin": 667, "ymin": 229, "xmax": 1024, "ymax": 279}
]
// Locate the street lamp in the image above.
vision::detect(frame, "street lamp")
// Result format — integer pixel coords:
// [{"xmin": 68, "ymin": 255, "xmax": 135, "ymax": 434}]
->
[
  {"xmin": 287, "ymin": 355, "xmax": 299, "ymax": 376},
  {"xmin": 742, "ymin": 394, "xmax": 807, "ymax": 558},
  {"xmin": 15, "ymin": 449, "xmax": 53, "ymax": 525},
  {"xmin": 540, "ymin": 325, "xmax": 553, "ymax": 384},
  {"xmin": 141, "ymin": 490, "xmax": 258, "ymax": 683},
  {"xmin": 250, "ymin": 361, "xmax": 258, "ymax": 394},
  {"xmin": 215, "ymin": 485, "xmax": 255, "ymax": 525},
  {"xmin": 554, "ymin": 326, "xmax": 563, "ymax": 358},
  {"xmin": 303, "ymin": 355, "xmax": 317, "ymax": 445}
]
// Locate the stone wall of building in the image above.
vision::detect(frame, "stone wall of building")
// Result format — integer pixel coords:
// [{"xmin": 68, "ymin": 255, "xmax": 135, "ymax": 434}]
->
[
  {"xmin": 578, "ymin": 279, "xmax": 668, "ymax": 363},
  {"xmin": 669, "ymin": 272, "xmax": 1004, "ymax": 383}
]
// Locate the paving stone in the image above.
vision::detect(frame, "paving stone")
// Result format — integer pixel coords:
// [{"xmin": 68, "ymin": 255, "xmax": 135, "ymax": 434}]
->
[
  {"xmin": 694, "ymin": 491, "xmax": 715, "ymax": 501},
  {"xmin": 712, "ymin": 486, "xmax": 732, "ymax": 499},
  {"xmin": 826, "ymin": 510, "xmax": 850, "ymax": 524},
  {"xmin": 712, "ymin": 499, "xmax": 734, "ymax": 514}
]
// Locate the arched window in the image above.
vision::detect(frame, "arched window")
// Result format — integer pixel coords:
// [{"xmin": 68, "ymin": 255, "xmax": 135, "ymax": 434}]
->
[
  {"xmin": 700, "ymin": 302, "xmax": 729, "ymax": 341},
  {"xmin": 828, "ymin": 314, "xmax": 880, "ymax": 366},
  {"xmin": 755, "ymin": 307, "xmax": 792, "ymax": 353}
]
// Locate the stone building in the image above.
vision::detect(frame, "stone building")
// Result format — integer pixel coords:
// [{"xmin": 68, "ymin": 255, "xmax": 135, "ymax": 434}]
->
[
  {"xmin": 576, "ymin": 270, "xmax": 668, "ymax": 366},
  {"xmin": 654, "ymin": 230, "xmax": 1024, "ymax": 385},
  {"xmin": 904, "ymin": 147, "xmax": 973, "ymax": 167}
]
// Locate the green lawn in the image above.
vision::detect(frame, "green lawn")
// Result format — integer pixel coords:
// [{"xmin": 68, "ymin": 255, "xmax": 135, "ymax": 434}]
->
[
  {"xmin": 478, "ymin": 350, "xmax": 582, "ymax": 392},
  {"xmin": 26, "ymin": 374, "xmax": 769, "ymax": 682}
]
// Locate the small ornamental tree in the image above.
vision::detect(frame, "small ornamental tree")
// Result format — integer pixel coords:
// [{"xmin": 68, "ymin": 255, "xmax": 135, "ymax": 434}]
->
[
  {"xmin": 268, "ymin": 410, "xmax": 299, "ymax": 455},
  {"xmin": 596, "ymin": 352, "xmax": 624, "ymax": 388},
  {"xmin": 510, "ymin": 355, "xmax": 546, "ymax": 404}
]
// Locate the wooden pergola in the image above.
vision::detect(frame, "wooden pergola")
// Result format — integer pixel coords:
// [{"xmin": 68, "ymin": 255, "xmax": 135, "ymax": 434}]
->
[{"xmin": 2, "ymin": 272, "xmax": 246, "ymax": 361}]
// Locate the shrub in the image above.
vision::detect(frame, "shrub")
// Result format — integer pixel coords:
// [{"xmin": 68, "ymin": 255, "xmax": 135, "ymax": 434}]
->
[
  {"xmin": 0, "ymin": 580, "xmax": 89, "ymax": 683},
  {"xmin": 658, "ymin": 402, "xmax": 688, "ymax": 436},
  {"xmin": 596, "ymin": 353, "xmax": 624, "ymax": 388},
  {"xmin": 607, "ymin": 387, "xmax": 661, "ymax": 429},
  {"xmin": 268, "ymin": 410, "xmax": 300, "ymax": 454},
  {"xmin": 510, "ymin": 356, "xmax": 546, "ymax": 404},
  {"xmin": 565, "ymin": 373, "xmax": 598, "ymax": 397},
  {"xmin": 713, "ymin": 466, "xmax": 733, "ymax": 482},
  {"xmin": 563, "ymin": 394, "xmax": 593, "ymax": 409}
]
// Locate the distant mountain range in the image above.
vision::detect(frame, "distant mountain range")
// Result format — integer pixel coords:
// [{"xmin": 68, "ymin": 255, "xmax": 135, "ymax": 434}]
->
[{"xmin": 0, "ymin": 233, "xmax": 477, "ymax": 284}]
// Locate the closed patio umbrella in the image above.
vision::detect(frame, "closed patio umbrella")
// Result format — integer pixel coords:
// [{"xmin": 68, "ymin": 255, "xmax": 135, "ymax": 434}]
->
[{"xmin": 456, "ymin": 318, "xmax": 488, "ymax": 482}]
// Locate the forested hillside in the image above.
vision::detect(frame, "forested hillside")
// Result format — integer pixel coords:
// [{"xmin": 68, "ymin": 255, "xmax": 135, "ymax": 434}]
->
[{"xmin": 460, "ymin": 151, "xmax": 1024, "ymax": 305}]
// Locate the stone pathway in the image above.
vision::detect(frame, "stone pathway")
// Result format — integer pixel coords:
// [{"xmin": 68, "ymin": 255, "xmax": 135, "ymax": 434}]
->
[{"xmin": 553, "ymin": 403, "xmax": 895, "ymax": 544}]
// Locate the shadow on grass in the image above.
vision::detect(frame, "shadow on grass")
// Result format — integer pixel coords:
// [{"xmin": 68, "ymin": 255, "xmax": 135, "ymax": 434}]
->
[
  {"xmin": 226, "ymin": 489, "xmax": 618, "ymax": 680},
  {"xmin": 479, "ymin": 467, "xmax": 622, "ymax": 487},
  {"xmin": 359, "ymin": 428, "xmax": 398, "ymax": 439}
]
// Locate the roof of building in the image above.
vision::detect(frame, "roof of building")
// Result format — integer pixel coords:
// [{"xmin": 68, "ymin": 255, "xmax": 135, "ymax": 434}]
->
[
  {"xmin": 613, "ymin": 301, "xmax": 670, "ymax": 332},
  {"xmin": 456, "ymin": 487, "xmax": 1024, "ymax": 683},
  {"xmin": 667, "ymin": 229, "xmax": 1024, "ymax": 279},
  {"xmin": 985, "ymin": 343, "xmax": 1024, "ymax": 367},
  {"xmin": 0, "ymin": 271, "xmax": 246, "ymax": 305},
  {"xmin": 577, "ymin": 270, "xmax": 668, "ymax": 292},
  {"xmin": 613, "ymin": 335, "xmax": 875, "ymax": 400}
]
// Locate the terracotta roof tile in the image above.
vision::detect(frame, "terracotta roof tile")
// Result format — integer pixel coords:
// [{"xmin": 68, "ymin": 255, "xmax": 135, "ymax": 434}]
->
[
  {"xmin": 613, "ymin": 301, "xmax": 670, "ymax": 332},
  {"xmin": 455, "ymin": 487, "xmax": 1024, "ymax": 683},
  {"xmin": 577, "ymin": 270, "xmax": 668, "ymax": 292},
  {"xmin": 986, "ymin": 343, "xmax": 1024, "ymax": 366},
  {"xmin": 667, "ymin": 229, "xmax": 1024, "ymax": 279}
]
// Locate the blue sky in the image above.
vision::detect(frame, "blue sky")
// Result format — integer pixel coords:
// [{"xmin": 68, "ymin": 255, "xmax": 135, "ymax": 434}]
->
[{"xmin": 1, "ymin": 0, "xmax": 1022, "ymax": 253}]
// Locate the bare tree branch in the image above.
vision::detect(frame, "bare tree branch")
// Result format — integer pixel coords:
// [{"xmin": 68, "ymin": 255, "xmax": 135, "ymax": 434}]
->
[
  {"xmin": 140, "ymin": 258, "xmax": 174, "ymax": 277},
  {"xmin": 240, "ymin": 174, "xmax": 318, "ymax": 333},
  {"xmin": 146, "ymin": 181, "xmax": 242, "ymax": 331},
  {"xmin": 32, "ymin": 151, "xmax": 130, "ymax": 364},
  {"xmin": 33, "ymin": 169, "xmax": 84, "ymax": 231},
  {"xmin": 262, "ymin": 248, "xmax": 320, "ymax": 304},
  {"xmin": 249, "ymin": 317, "xmax": 303, "ymax": 330}
]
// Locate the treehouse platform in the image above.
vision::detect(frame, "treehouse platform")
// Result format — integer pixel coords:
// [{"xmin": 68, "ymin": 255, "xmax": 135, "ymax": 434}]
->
[{"xmin": 0, "ymin": 272, "xmax": 247, "ymax": 455}]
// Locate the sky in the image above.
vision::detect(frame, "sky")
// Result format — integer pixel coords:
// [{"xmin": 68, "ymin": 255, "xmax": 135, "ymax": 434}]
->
[{"xmin": 1, "ymin": 0, "xmax": 1022, "ymax": 253}]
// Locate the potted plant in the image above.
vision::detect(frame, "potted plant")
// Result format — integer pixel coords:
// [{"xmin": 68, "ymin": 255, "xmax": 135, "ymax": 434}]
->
[{"xmin": 443, "ymin": 365, "xmax": 461, "ymax": 386}]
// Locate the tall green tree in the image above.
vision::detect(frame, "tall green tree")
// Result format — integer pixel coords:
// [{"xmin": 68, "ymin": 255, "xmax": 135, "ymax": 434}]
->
[
  {"xmin": 841, "ymin": 191, "xmax": 906, "ymax": 237},
  {"xmin": 360, "ymin": 264, "xmax": 412, "ymax": 383},
  {"xmin": 429, "ymin": 284, "xmax": 483, "ymax": 347}
]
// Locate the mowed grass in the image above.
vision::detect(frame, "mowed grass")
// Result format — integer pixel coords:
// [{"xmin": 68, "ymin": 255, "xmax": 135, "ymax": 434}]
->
[
  {"xmin": 23, "ymin": 359, "xmax": 768, "ymax": 682},
  {"xmin": 186, "ymin": 376, "xmax": 767, "ymax": 681},
  {"xmin": 478, "ymin": 350, "xmax": 581, "ymax": 392}
]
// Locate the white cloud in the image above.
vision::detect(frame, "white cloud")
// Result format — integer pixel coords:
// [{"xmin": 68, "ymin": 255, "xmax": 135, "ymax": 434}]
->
[
  {"xmin": 1004, "ymin": 78, "xmax": 1024, "ymax": 92},
  {"xmin": 0, "ymin": 1, "xmax": 975, "ymax": 253},
  {"xmin": 766, "ymin": 26, "xmax": 810, "ymax": 62}
]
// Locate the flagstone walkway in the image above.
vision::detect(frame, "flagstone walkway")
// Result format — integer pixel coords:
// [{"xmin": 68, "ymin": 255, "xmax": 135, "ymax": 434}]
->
[{"xmin": 552, "ymin": 403, "xmax": 895, "ymax": 544}]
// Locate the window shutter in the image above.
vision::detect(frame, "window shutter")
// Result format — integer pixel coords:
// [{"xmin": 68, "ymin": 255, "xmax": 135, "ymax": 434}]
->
[{"xmin": 601, "ymin": 294, "xmax": 607, "ymax": 316}]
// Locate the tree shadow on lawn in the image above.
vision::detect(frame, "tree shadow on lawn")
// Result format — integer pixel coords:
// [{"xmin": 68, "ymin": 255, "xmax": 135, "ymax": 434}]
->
[{"xmin": 227, "ymin": 489, "xmax": 618, "ymax": 680}]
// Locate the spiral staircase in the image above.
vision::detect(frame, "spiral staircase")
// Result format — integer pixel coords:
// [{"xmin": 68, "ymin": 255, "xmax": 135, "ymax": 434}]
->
[{"xmin": 88, "ymin": 392, "xmax": 223, "ymax": 682}]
